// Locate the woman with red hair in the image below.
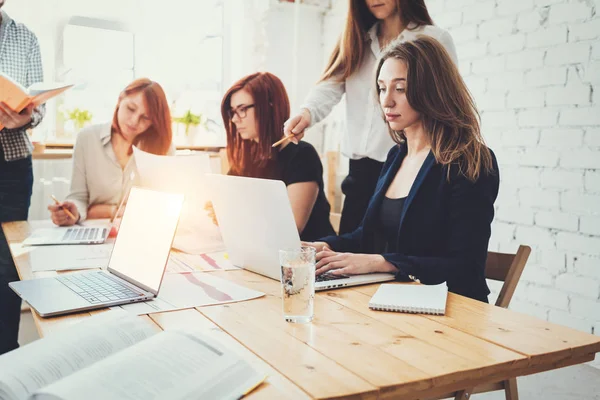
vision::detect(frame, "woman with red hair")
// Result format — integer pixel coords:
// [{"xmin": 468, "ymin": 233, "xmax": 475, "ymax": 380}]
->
[
  {"xmin": 49, "ymin": 78, "xmax": 174, "ymax": 225},
  {"xmin": 221, "ymin": 72, "xmax": 334, "ymax": 241}
]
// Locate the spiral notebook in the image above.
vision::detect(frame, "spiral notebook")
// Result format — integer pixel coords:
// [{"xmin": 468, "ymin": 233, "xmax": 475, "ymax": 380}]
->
[{"xmin": 368, "ymin": 283, "xmax": 448, "ymax": 315}]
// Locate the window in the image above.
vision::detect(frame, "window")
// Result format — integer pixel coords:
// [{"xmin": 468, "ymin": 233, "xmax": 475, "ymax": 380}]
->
[
  {"xmin": 57, "ymin": 2, "xmax": 226, "ymax": 146},
  {"xmin": 60, "ymin": 17, "xmax": 135, "ymax": 136}
]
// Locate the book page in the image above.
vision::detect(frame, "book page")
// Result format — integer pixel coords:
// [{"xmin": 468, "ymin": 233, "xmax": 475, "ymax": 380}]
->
[
  {"xmin": 30, "ymin": 85, "xmax": 73, "ymax": 107},
  {"xmin": 0, "ymin": 73, "xmax": 31, "ymax": 117},
  {"xmin": 0, "ymin": 312, "xmax": 158, "ymax": 400},
  {"xmin": 32, "ymin": 330, "xmax": 265, "ymax": 400}
]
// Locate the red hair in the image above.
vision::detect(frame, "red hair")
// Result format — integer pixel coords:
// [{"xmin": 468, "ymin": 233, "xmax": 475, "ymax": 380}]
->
[
  {"xmin": 221, "ymin": 72, "xmax": 290, "ymax": 178},
  {"xmin": 111, "ymin": 78, "xmax": 172, "ymax": 155}
]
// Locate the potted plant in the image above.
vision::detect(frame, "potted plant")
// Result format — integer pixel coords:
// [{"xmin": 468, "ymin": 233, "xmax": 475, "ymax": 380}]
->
[
  {"xmin": 61, "ymin": 107, "xmax": 93, "ymax": 131},
  {"xmin": 172, "ymin": 109, "xmax": 208, "ymax": 136}
]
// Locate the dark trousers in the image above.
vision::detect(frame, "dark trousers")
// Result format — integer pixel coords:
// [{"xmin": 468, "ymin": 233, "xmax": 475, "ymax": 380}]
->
[
  {"xmin": 0, "ymin": 147, "xmax": 33, "ymax": 355},
  {"xmin": 339, "ymin": 157, "xmax": 384, "ymax": 235}
]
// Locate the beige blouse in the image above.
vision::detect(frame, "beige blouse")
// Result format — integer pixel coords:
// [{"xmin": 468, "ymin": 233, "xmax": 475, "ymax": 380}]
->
[{"xmin": 66, "ymin": 122, "xmax": 174, "ymax": 221}]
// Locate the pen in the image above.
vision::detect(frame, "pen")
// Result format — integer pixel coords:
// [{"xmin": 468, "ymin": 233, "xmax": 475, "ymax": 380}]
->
[
  {"xmin": 271, "ymin": 134, "xmax": 296, "ymax": 148},
  {"xmin": 50, "ymin": 195, "xmax": 77, "ymax": 220}
]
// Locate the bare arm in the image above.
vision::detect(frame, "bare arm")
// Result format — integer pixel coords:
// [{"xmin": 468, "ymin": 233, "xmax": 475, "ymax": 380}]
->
[{"xmin": 287, "ymin": 181, "xmax": 319, "ymax": 234}]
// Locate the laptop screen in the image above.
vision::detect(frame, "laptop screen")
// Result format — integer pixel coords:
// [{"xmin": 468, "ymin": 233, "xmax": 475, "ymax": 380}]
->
[{"xmin": 107, "ymin": 187, "xmax": 184, "ymax": 294}]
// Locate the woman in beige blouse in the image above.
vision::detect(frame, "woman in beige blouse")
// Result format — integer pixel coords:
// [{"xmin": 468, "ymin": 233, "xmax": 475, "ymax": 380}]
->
[{"xmin": 48, "ymin": 78, "xmax": 173, "ymax": 226}]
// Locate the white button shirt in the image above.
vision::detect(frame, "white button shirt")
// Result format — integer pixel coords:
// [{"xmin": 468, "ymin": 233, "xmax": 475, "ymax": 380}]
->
[
  {"xmin": 301, "ymin": 23, "xmax": 458, "ymax": 162},
  {"xmin": 66, "ymin": 123, "xmax": 174, "ymax": 221}
]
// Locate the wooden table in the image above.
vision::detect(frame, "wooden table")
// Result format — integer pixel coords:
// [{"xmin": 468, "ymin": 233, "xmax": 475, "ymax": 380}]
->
[
  {"xmin": 4, "ymin": 220, "xmax": 600, "ymax": 400},
  {"xmin": 31, "ymin": 149, "xmax": 74, "ymax": 160},
  {"xmin": 43, "ymin": 142, "xmax": 224, "ymax": 152}
]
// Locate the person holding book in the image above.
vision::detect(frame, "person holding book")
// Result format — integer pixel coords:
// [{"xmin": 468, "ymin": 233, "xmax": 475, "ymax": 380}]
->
[
  {"xmin": 283, "ymin": 0, "xmax": 457, "ymax": 235},
  {"xmin": 0, "ymin": 1, "xmax": 46, "ymax": 355},
  {"xmin": 305, "ymin": 37, "xmax": 499, "ymax": 303},
  {"xmin": 48, "ymin": 78, "xmax": 174, "ymax": 226},
  {"xmin": 220, "ymin": 72, "xmax": 334, "ymax": 241}
]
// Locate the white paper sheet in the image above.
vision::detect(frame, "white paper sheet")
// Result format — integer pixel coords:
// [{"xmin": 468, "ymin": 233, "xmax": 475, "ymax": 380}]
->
[
  {"xmin": 167, "ymin": 251, "xmax": 240, "ymax": 273},
  {"xmin": 114, "ymin": 272, "xmax": 263, "ymax": 315},
  {"xmin": 29, "ymin": 244, "xmax": 113, "ymax": 272},
  {"xmin": 132, "ymin": 146, "xmax": 225, "ymax": 253}
]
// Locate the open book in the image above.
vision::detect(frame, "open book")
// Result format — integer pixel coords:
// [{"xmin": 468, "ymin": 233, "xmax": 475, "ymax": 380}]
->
[
  {"xmin": 0, "ymin": 72, "xmax": 73, "ymax": 130},
  {"xmin": 0, "ymin": 312, "xmax": 265, "ymax": 400}
]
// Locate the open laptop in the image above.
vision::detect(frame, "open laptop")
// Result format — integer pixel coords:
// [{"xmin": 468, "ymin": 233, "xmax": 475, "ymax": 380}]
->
[
  {"xmin": 207, "ymin": 174, "xmax": 394, "ymax": 291},
  {"xmin": 23, "ymin": 177, "xmax": 134, "ymax": 246},
  {"xmin": 10, "ymin": 187, "xmax": 184, "ymax": 317},
  {"xmin": 23, "ymin": 223, "xmax": 111, "ymax": 246}
]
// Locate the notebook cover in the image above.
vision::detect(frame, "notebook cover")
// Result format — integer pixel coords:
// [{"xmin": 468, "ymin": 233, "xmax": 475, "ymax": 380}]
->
[{"xmin": 368, "ymin": 283, "xmax": 448, "ymax": 315}]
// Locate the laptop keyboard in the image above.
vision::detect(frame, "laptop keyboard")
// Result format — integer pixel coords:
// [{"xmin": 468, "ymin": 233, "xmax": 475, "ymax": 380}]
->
[
  {"xmin": 56, "ymin": 272, "xmax": 145, "ymax": 304},
  {"xmin": 61, "ymin": 227, "xmax": 105, "ymax": 242},
  {"xmin": 316, "ymin": 272, "xmax": 349, "ymax": 282}
]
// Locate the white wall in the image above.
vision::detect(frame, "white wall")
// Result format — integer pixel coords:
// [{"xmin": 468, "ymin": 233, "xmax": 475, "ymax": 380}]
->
[
  {"xmin": 429, "ymin": 0, "xmax": 600, "ymax": 340},
  {"xmin": 258, "ymin": 1, "xmax": 327, "ymax": 152},
  {"xmin": 4, "ymin": 0, "xmax": 228, "ymax": 139}
]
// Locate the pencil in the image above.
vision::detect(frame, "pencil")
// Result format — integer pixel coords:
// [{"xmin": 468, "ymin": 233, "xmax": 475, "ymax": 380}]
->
[
  {"xmin": 50, "ymin": 195, "xmax": 77, "ymax": 220},
  {"xmin": 271, "ymin": 134, "xmax": 295, "ymax": 148}
]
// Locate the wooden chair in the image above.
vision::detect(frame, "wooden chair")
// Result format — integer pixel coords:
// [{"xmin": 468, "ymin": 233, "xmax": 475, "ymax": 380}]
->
[
  {"xmin": 324, "ymin": 151, "xmax": 339, "ymax": 209},
  {"xmin": 451, "ymin": 245, "xmax": 532, "ymax": 400},
  {"xmin": 218, "ymin": 148, "xmax": 229, "ymax": 174},
  {"xmin": 329, "ymin": 212, "xmax": 341, "ymax": 234}
]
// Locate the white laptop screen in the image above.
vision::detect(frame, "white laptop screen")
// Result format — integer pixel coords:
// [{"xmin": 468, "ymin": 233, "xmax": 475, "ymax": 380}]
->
[{"xmin": 107, "ymin": 187, "xmax": 184, "ymax": 293}]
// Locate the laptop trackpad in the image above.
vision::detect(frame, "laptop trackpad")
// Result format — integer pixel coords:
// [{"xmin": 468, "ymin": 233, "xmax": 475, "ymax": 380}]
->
[{"xmin": 10, "ymin": 277, "xmax": 90, "ymax": 316}]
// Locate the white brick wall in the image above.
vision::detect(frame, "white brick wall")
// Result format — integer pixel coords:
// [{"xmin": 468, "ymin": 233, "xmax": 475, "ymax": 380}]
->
[
  {"xmin": 316, "ymin": 0, "xmax": 600, "ymax": 366},
  {"xmin": 423, "ymin": 0, "xmax": 600, "ymax": 366}
]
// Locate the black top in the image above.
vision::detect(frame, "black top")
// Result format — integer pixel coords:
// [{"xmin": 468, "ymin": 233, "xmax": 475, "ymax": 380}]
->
[
  {"xmin": 379, "ymin": 196, "xmax": 406, "ymax": 253},
  {"xmin": 231, "ymin": 141, "xmax": 335, "ymax": 241},
  {"xmin": 321, "ymin": 143, "xmax": 500, "ymax": 303},
  {"xmin": 278, "ymin": 141, "xmax": 335, "ymax": 241}
]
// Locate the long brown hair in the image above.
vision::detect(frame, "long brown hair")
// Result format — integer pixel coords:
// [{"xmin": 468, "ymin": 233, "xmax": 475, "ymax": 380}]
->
[
  {"xmin": 111, "ymin": 78, "xmax": 172, "ymax": 155},
  {"xmin": 321, "ymin": 0, "xmax": 433, "ymax": 82},
  {"xmin": 375, "ymin": 36, "xmax": 493, "ymax": 182},
  {"xmin": 221, "ymin": 72, "xmax": 290, "ymax": 178}
]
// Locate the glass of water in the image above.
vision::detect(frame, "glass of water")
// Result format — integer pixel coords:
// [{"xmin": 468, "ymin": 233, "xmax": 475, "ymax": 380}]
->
[{"xmin": 279, "ymin": 247, "xmax": 316, "ymax": 323}]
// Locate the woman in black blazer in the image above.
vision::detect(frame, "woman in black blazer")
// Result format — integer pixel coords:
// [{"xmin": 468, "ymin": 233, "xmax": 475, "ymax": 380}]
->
[{"xmin": 306, "ymin": 37, "xmax": 499, "ymax": 302}]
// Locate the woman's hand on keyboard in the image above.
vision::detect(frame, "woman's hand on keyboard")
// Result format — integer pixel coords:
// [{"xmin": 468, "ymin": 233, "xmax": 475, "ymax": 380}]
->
[
  {"xmin": 301, "ymin": 241, "xmax": 331, "ymax": 253},
  {"xmin": 48, "ymin": 201, "xmax": 80, "ymax": 226},
  {"xmin": 314, "ymin": 250, "xmax": 397, "ymax": 276}
]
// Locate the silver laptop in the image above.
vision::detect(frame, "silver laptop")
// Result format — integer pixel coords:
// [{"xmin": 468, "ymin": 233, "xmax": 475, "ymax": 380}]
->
[
  {"xmin": 10, "ymin": 187, "xmax": 184, "ymax": 317},
  {"xmin": 207, "ymin": 174, "xmax": 394, "ymax": 291},
  {"xmin": 24, "ymin": 174, "xmax": 135, "ymax": 246},
  {"xmin": 23, "ymin": 224, "xmax": 111, "ymax": 246}
]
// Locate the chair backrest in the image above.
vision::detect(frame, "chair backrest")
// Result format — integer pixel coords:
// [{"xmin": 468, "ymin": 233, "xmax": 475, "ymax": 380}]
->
[
  {"xmin": 329, "ymin": 212, "xmax": 341, "ymax": 235},
  {"xmin": 325, "ymin": 151, "xmax": 339, "ymax": 208},
  {"xmin": 485, "ymin": 245, "xmax": 531, "ymax": 308},
  {"xmin": 219, "ymin": 148, "xmax": 229, "ymax": 174}
]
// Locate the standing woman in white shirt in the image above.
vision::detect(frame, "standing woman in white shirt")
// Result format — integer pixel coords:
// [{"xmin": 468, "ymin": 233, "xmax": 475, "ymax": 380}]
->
[
  {"xmin": 48, "ymin": 78, "xmax": 174, "ymax": 226},
  {"xmin": 283, "ymin": 0, "xmax": 458, "ymax": 234}
]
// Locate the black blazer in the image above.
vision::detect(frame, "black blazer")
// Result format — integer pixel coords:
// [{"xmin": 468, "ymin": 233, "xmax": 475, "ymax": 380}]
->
[{"xmin": 321, "ymin": 144, "xmax": 500, "ymax": 302}]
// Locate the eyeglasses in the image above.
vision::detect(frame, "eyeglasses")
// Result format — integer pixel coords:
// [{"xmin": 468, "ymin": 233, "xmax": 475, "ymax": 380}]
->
[{"xmin": 229, "ymin": 104, "xmax": 254, "ymax": 120}]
